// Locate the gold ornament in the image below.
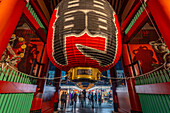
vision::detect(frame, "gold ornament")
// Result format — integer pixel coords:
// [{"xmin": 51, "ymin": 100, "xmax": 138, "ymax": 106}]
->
[
  {"xmin": 18, "ymin": 37, "xmax": 24, "ymax": 42},
  {"xmin": 19, "ymin": 53, "xmax": 24, "ymax": 58},
  {"xmin": 12, "ymin": 34, "xmax": 16, "ymax": 38},
  {"xmin": 21, "ymin": 44, "xmax": 27, "ymax": 49}
]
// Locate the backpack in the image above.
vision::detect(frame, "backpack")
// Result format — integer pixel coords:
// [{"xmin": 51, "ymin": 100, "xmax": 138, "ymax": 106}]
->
[{"xmin": 61, "ymin": 94, "xmax": 65, "ymax": 101}]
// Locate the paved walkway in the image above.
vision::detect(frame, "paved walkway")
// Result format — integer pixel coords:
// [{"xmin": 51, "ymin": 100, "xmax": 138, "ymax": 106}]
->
[{"xmin": 54, "ymin": 100, "xmax": 114, "ymax": 113}]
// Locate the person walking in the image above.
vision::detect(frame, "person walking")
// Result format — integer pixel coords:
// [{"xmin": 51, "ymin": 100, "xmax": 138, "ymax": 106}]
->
[
  {"xmin": 73, "ymin": 93, "xmax": 77, "ymax": 107},
  {"xmin": 64, "ymin": 92, "xmax": 67, "ymax": 108},
  {"xmin": 79, "ymin": 92, "xmax": 84, "ymax": 108},
  {"xmin": 79, "ymin": 92, "xmax": 81, "ymax": 103},
  {"xmin": 60, "ymin": 92, "xmax": 65, "ymax": 110},
  {"xmin": 70, "ymin": 92, "xmax": 74, "ymax": 107},
  {"xmin": 91, "ymin": 92, "xmax": 94, "ymax": 108},
  {"xmin": 98, "ymin": 93, "xmax": 102, "ymax": 106},
  {"xmin": 82, "ymin": 89, "xmax": 86, "ymax": 107},
  {"xmin": 88, "ymin": 92, "xmax": 91, "ymax": 105},
  {"xmin": 94, "ymin": 92, "xmax": 97, "ymax": 104}
]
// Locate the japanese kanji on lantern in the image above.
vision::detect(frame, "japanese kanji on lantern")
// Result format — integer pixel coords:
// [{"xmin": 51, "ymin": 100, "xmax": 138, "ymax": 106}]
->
[{"xmin": 47, "ymin": 0, "xmax": 122, "ymax": 82}]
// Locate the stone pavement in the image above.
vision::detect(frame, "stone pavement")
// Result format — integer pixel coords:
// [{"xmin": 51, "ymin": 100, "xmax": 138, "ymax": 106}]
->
[{"xmin": 54, "ymin": 100, "xmax": 114, "ymax": 113}]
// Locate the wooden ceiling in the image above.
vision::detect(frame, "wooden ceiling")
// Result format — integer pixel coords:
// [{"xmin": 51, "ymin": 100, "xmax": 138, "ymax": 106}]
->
[{"xmin": 35, "ymin": 0, "xmax": 138, "ymax": 25}]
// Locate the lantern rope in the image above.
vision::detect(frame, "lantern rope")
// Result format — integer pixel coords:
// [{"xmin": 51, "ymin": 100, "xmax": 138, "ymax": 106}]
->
[
  {"xmin": 139, "ymin": 1, "xmax": 170, "ymax": 70},
  {"xmin": 135, "ymin": 62, "xmax": 166, "ymax": 78},
  {"xmin": 1, "ymin": 63, "xmax": 64, "ymax": 80},
  {"xmin": 139, "ymin": 0, "xmax": 164, "ymax": 44},
  {"xmin": 1, "ymin": 1, "xmax": 165, "ymax": 81},
  {"xmin": 102, "ymin": 62, "xmax": 166, "ymax": 80},
  {"xmin": 101, "ymin": 75, "xmax": 133, "ymax": 80},
  {"xmin": 1, "ymin": 62, "xmax": 166, "ymax": 80}
]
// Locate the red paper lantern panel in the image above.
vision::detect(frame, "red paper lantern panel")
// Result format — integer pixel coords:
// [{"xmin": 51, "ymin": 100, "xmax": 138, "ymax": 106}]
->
[{"xmin": 47, "ymin": 0, "xmax": 122, "ymax": 72}]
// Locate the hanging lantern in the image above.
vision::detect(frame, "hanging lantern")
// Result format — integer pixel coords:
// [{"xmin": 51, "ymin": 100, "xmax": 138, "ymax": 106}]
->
[{"xmin": 47, "ymin": 0, "xmax": 122, "ymax": 81}]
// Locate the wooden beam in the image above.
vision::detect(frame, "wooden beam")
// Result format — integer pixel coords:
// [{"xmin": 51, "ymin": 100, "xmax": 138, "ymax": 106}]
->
[
  {"xmin": 117, "ymin": 0, "xmax": 122, "ymax": 14},
  {"xmin": 113, "ymin": 0, "xmax": 116, "ymax": 10},
  {"xmin": 121, "ymin": 0, "xmax": 136, "ymax": 24},
  {"xmin": 115, "ymin": 0, "xmax": 120, "ymax": 13},
  {"xmin": 123, "ymin": 7, "xmax": 150, "ymax": 43},
  {"xmin": 117, "ymin": 0, "xmax": 128, "ymax": 18},
  {"xmin": 0, "ymin": 80, "xmax": 37, "ymax": 93},
  {"xmin": 111, "ymin": 0, "xmax": 115, "ymax": 8},
  {"xmin": 50, "ymin": 0, "xmax": 54, "ymax": 11},
  {"xmin": 57, "ymin": 0, "xmax": 60, "ymax": 4},
  {"xmin": 54, "ymin": 0, "xmax": 57, "ymax": 8},
  {"xmin": 121, "ymin": 1, "xmax": 142, "ymax": 32},
  {"xmin": 37, "ymin": 0, "xmax": 51, "ymax": 21},
  {"xmin": 23, "ymin": 7, "xmax": 47, "ymax": 43},
  {"xmin": 30, "ymin": 0, "xmax": 49, "ymax": 28},
  {"xmin": 115, "ymin": 0, "xmax": 119, "ymax": 12},
  {"xmin": 135, "ymin": 82, "xmax": 170, "ymax": 94}
]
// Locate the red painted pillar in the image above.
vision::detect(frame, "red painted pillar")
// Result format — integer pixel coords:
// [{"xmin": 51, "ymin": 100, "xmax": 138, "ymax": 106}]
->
[
  {"xmin": 110, "ymin": 67, "xmax": 119, "ymax": 112},
  {"xmin": 121, "ymin": 44, "xmax": 135, "ymax": 77},
  {"xmin": 146, "ymin": 0, "xmax": 170, "ymax": 49},
  {"xmin": 53, "ymin": 68, "xmax": 61, "ymax": 111},
  {"xmin": 0, "ymin": 0, "xmax": 27, "ymax": 58},
  {"xmin": 30, "ymin": 45, "xmax": 50, "ymax": 112},
  {"xmin": 37, "ymin": 46, "xmax": 49, "ymax": 93},
  {"xmin": 126, "ymin": 78, "xmax": 142, "ymax": 113},
  {"xmin": 122, "ymin": 44, "xmax": 142, "ymax": 113}
]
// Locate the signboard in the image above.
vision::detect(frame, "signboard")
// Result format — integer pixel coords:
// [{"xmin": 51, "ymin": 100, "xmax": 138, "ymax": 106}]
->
[{"xmin": 77, "ymin": 69, "xmax": 92, "ymax": 75}]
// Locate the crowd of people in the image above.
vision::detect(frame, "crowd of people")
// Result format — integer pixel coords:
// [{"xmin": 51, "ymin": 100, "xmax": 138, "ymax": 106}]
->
[{"xmin": 60, "ymin": 89, "xmax": 102, "ymax": 110}]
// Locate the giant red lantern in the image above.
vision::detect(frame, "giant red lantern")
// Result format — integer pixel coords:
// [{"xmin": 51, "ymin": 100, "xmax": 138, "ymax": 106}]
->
[{"xmin": 47, "ymin": 0, "xmax": 122, "ymax": 72}]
